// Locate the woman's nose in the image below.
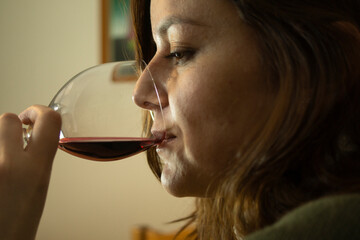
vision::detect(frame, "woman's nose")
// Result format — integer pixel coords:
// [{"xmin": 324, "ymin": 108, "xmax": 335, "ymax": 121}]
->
[{"xmin": 132, "ymin": 61, "xmax": 168, "ymax": 111}]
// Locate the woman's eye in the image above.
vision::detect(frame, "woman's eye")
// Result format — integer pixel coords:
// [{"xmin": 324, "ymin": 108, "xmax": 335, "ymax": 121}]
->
[{"xmin": 165, "ymin": 50, "xmax": 195, "ymax": 65}]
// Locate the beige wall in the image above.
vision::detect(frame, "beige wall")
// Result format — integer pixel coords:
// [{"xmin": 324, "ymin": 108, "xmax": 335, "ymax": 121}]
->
[{"xmin": 0, "ymin": 1, "xmax": 193, "ymax": 239}]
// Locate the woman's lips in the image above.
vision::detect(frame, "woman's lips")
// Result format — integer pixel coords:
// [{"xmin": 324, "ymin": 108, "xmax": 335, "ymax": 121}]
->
[
  {"xmin": 156, "ymin": 136, "xmax": 176, "ymax": 151},
  {"xmin": 161, "ymin": 134, "xmax": 176, "ymax": 143},
  {"xmin": 152, "ymin": 130, "xmax": 177, "ymax": 148}
]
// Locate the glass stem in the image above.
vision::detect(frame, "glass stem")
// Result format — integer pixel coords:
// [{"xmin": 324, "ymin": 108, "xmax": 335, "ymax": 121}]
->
[{"xmin": 22, "ymin": 124, "xmax": 33, "ymax": 149}]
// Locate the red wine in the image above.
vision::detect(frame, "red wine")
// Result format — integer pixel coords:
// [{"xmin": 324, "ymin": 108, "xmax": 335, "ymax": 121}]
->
[{"xmin": 58, "ymin": 137, "xmax": 158, "ymax": 161}]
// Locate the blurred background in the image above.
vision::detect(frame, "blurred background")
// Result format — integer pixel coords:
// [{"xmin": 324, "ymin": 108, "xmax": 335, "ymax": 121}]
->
[{"xmin": 0, "ymin": 1, "xmax": 194, "ymax": 239}]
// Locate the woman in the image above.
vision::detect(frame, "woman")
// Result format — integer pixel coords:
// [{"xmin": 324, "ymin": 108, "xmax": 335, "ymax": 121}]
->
[
  {"xmin": 0, "ymin": 0, "xmax": 359, "ymax": 239},
  {"xmin": 131, "ymin": 0, "xmax": 360, "ymax": 239}
]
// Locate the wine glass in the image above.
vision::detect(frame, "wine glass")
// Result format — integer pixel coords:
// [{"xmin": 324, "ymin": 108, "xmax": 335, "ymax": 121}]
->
[{"xmin": 23, "ymin": 60, "xmax": 164, "ymax": 161}]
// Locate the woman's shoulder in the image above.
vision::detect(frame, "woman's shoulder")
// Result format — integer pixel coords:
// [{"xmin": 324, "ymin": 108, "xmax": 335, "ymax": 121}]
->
[{"xmin": 245, "ymin": 194, "xmax": 360, "ymax": 240}]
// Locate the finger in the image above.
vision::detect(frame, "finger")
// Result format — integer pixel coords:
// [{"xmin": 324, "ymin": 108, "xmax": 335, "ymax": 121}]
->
[
  {"xmin": 0, "ymin": 113, "xmax": 23, "ymax": 152},
  {"xmin": 19, "ymin": 105, "xmax": 61, "ymax": 159}
]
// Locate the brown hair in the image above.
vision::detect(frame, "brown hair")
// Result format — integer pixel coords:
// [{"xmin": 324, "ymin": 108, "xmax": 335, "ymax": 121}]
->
[{"xmin": 131, "ymin": 0, "xmax": 360, "ymax": 239}]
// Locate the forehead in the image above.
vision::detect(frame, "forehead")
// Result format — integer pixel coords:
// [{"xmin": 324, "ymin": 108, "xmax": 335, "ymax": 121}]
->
[
  {"xmin": 150, "ymin": 0, "xmax": 206, "ymax": 21},
  {"xmin": 150, "ymin": 0, "xmax": 240, "ymax": 33}
]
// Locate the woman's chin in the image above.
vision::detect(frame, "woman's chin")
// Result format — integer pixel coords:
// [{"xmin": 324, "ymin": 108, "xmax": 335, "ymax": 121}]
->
[{"xmin": 160, "ymin": 168, "xmax": 188, "ymax": 197}]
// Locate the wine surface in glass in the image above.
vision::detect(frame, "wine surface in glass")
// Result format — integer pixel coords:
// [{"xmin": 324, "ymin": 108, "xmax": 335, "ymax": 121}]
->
[{"xmin": 58, "ymin": 137, "xmax": 158, "ymax": 161}]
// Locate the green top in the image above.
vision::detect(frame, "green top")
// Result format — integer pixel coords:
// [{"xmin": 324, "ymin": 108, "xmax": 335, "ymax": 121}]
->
[{"xmin": 245, "ymin": 194, "xmax": 360, "ymax": 240}]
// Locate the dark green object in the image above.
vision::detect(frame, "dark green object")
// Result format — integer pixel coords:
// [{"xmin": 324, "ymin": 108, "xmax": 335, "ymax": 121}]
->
[{"xmin": 245, "ymin": 194, "xmax": 360, "ymax": 240}]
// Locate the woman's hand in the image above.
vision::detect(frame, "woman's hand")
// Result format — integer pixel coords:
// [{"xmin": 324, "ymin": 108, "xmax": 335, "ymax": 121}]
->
[{"xmin": 0, "ymin": 105, "xmax": 61, "ymax": 240}]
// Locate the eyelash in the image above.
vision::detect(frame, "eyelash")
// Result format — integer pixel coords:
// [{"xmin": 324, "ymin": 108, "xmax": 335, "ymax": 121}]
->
[{"xmin": 165, "ymin": 49, "xmax": 195, "ymax": 65}]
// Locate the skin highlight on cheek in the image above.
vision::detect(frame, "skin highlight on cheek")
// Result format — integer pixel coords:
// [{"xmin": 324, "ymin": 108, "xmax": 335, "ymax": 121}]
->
[{"xmin": 160, "ymin": 157, "xmax": 187, "ymax": 196}]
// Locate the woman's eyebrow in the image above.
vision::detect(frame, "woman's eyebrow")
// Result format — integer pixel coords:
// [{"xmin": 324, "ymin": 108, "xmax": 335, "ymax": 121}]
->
[{"xmin": 157, "ymin": 16, "xmax": 208, "ymax": 36}]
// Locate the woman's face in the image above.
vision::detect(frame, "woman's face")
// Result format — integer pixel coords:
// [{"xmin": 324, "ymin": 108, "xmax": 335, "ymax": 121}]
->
[{"xmin": 133, "ymin": 0, "xmax": 272, "ymax": 197}]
